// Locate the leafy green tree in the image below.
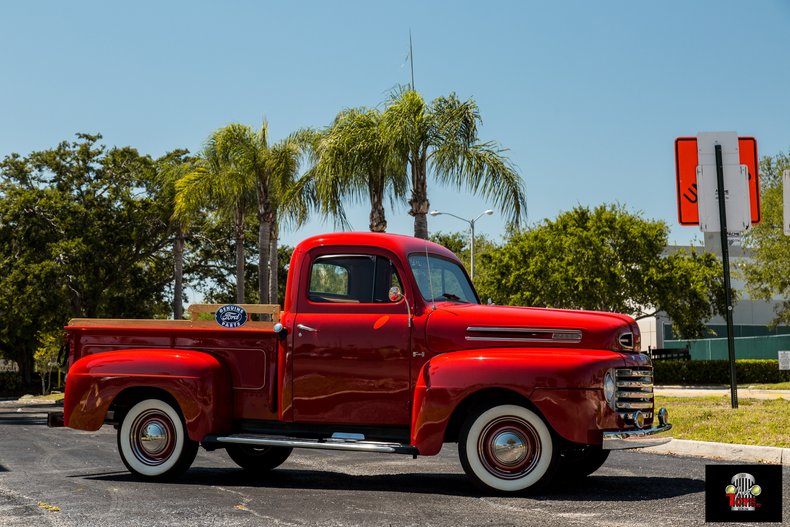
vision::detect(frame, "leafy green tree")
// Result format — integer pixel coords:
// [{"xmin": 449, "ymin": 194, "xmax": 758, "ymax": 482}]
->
[
  {"xmin": 0, "ymin": 134, "xmax": 172, "ymax": 383},
  {"xmin": 313, "ymin": 108, "xmax": 407, "ymax": 232},
  {"xmin": 429, "ymin": 230, "xmax": 497, "ymax": 284},
  {"xmin": 743, "ymin": 150, "xmax": 790, "ymax": 324},
  {"xmin": 476, "ymin": 204, "xmax": 727, "ymax": 339},
  {"xmin": 34, "ymin": 331, "xmax": 61, "ymax": 395},
  {"xmin": 383, "ymin": 89, "xmax": 527, "ymax": 239}
]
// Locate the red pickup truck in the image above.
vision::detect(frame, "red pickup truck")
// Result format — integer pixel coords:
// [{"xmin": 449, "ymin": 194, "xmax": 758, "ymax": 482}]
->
[{"xmin": 49, "ymin": 232, "xmax": 671, "ymax": 494}]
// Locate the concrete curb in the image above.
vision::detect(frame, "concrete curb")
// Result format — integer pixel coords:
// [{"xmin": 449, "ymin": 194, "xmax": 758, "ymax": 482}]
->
[{"xmin": 640, "ymin": 439, "xmax": 790, "ymax": 466}]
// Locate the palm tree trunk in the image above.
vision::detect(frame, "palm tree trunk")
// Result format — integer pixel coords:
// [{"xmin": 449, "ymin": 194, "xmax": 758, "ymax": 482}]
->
[
  {"xmin": 258, "ymin": 218, "xmax": 271, "ymax": 304},
  {"xmin": 173, "ymin": 223, "xmax": 185, "ymax": 319},
  {"xmin": 410, "ymin": 153, "xmax": 430, "ymax": 239},
  {"xmin": 369, "ymin": 172, "xmax": 387, "ymax": 232},
  {"xmin": 258, "ymin": 183, "xmax": 272, "ymax": 304},
  {"xmin": 234, "ymin": 206, "xmax": 245, "ymax": 303},
  {"xmin": 268, "ymin": 220, "xmax": 278, "ymax": 306}
]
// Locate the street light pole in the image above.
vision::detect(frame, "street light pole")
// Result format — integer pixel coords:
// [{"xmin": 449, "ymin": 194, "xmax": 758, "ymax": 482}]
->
[{"xmin": 429, "ymin": 209, "xmax": 494, "ymax": 280}]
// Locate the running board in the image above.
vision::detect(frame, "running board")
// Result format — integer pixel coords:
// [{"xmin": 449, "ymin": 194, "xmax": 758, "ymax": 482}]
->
[{"xmin": 205, "ymin": 433, "xmax": 419, "ymax": 455}]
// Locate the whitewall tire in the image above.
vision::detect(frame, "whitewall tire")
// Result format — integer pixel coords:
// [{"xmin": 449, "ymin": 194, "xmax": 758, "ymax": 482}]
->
[
  {"xmin": 117, "ymin": 398, "xmax": 198, "ymax": 480},
  {"xmin": 459, "ymin": 404, "xmax": 557, "ymax": 494}
]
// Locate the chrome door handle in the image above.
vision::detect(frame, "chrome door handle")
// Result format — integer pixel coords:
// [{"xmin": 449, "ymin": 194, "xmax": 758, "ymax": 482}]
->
[{"xmin": 296, "ymin": 324, "xmax": 318, "ymax": 333}]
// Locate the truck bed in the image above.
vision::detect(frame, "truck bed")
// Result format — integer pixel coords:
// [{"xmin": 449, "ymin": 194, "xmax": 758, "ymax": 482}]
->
[{"xmin": 66, "ymin": 304, "xmax": 281, "ymax": 421}]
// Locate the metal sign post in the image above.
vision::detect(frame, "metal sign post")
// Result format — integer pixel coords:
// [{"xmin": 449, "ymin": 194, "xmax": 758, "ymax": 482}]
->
[
  {"xmin": 675, "ymin": 132, "xmax": 757, "ymax": 410},
  {"xmin": 714, "ymin": 144, "xmax": 738, "ymax": 409}
]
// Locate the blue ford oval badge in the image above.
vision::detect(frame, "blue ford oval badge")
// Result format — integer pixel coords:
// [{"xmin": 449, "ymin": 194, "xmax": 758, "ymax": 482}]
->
[{"xmin": 215, "ymin": 305, "xmax": 248, "ymax": 328}]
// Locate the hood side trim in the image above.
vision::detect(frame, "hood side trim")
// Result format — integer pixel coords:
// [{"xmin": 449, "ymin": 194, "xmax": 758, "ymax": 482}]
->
[{"xmin": 466, "ymin": 326, "xmax": 583, "ymax": 344}]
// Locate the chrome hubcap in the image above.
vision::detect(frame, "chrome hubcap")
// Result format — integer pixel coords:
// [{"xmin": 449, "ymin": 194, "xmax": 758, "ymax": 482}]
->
[
  {"xmin": 491, "ymin": 431, "xmax": 527, "ymax": 465},
  {"xmin": 140, "ymin": 422, "xmax": 168, "ymax": 455}
]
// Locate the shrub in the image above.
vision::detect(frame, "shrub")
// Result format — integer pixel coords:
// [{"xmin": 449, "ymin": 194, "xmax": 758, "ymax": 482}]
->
[
  {"xmin": 0, "ymin": 372, "xmax": 23, "ymax": 396},
  {"xmin": 654, "ymin": 360, "xmax": 790, "ymax": 385}
]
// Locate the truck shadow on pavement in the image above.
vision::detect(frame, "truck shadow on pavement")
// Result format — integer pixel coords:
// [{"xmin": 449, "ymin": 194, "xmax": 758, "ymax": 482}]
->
[{"xmin": 80, "ymin": 467, "xmax": 703, "ymax": 501}]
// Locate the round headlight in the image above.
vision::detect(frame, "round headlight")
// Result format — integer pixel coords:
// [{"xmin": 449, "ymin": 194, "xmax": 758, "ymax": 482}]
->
[{"xmin": 603, "ymin": 370, "xmax": 616, "ymax": 408}]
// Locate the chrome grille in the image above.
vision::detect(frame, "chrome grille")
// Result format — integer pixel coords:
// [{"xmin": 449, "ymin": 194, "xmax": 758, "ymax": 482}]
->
[{"xmin": 615, "ymin": 368, "xmax": 654, "ymax": 422}]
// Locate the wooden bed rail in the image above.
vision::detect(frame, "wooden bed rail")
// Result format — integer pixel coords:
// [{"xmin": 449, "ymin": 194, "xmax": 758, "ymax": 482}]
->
[{"xmin": 68, "ymin": 304, "xmax": 281, "ymax": 329}]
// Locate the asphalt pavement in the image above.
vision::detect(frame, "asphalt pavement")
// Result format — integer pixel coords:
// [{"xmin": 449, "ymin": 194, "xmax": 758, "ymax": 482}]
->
[{"xmin": 0, "ymin": 399, "xmax": 788, "ymax": 526}]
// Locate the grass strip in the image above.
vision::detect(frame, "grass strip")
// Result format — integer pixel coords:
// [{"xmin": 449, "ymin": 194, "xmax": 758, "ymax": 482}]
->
[{"xmin": 656, "ymin": 395, "xmax": 790, "ymax": 448}]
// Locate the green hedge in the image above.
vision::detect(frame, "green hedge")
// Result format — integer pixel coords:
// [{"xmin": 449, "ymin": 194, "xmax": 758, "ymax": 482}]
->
[
  {"xmin": 654, "ymin": 360, "xmax": 790, "ymax": 385},
  {"xmin": 0, "ymin": 372, "xmax": 22, "ymax": 396}
]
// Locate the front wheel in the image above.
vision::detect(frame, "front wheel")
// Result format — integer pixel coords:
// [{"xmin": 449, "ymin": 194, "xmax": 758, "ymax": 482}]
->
[
  {"xmin": 226, "ymin": 445, "xmax": 292, "ymax": 472},
  {"xmin": 117, "ymin": 399, "xmax": 198, "ymax": 480},
  {"xmin": 459, "ymin": 404, "xmax": 557, "ymax": 494}
]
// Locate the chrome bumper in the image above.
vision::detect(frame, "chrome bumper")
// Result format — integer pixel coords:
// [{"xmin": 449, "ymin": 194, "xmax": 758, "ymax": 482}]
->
[
  {"xmin": 602, "ymin": 407, "xmax": 672, "ymax": 450},
  {"xmin": 602, "ymin": 423, "xmax": 672, "ymax": 450}
]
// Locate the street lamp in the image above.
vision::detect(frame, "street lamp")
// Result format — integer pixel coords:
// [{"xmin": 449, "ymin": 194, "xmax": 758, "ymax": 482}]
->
[{"xmin": 429, "ymin": 209, "xmax": 494, "ymax": 280}]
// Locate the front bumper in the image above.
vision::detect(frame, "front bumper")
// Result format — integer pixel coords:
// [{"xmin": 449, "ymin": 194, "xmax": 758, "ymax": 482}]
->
[{"xmin": 602, "ymin": 407, "xmax": 672, "ymax": 450}]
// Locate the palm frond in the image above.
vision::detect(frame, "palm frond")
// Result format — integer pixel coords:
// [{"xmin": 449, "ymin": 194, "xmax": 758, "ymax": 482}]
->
[{"xmin": 433, "ymin": 141, "xmax": 527, "ymax": 228}]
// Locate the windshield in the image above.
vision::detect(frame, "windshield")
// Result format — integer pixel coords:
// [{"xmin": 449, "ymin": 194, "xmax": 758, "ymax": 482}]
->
[{"xmin": 408, "ymin": 254, "xmax": 479, "ymax": 304}]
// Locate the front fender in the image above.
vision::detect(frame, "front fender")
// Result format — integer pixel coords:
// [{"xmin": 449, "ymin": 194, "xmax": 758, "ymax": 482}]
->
[
  {"xmin": 64, "ymin": 349, "xmax": 232, "ymax": 442},
  {"xmin": 410, "ymin": 348, "xmax": 629, "ymax": 455}
]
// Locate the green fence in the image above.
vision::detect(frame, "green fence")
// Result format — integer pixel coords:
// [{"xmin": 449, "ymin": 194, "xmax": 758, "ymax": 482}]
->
[{"xmin": 664, "ymin": 334, "xmax": 790, "ymax": 361}]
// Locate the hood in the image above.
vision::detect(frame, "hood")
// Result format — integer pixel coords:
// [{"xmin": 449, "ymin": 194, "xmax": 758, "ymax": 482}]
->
[{"xmin": 425, "ymin": 303, "xmax": 639, "ymax": 354}]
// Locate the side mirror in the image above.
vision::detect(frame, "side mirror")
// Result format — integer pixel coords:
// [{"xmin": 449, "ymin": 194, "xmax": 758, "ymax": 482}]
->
[
  {"xmin": 389, "ymin": 286, "xmax": 412, "ymax": 328},
  {"xmin": 487, "ymin": 298, "xmax": 495, "ymax": 305},
  {"xmin": 388, "ymin": 286, "xmax": 404, "ymax": 302}
]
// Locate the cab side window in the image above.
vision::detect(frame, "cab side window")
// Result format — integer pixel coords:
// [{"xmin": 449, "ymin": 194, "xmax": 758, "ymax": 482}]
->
[{"xmin": 308, "ymin": 255, "xmax": 402, "ymax": 304}]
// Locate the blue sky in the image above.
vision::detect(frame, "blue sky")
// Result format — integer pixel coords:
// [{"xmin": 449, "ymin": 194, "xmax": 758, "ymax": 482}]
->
[{"xmin": 2, "ymin": 1, "xmax": 788, "ymax": 248}]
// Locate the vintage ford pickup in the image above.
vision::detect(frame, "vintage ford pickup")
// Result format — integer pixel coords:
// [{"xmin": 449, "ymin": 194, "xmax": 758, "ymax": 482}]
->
[{"xmin": 49, "ymin": 232, "xmax": 671, "ymax": 494}]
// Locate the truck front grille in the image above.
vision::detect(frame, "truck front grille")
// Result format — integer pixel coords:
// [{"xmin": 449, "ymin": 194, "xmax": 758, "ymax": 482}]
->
[{"xmin": 615, "ymin": 367, "xmax": 654, "ymax": 423}]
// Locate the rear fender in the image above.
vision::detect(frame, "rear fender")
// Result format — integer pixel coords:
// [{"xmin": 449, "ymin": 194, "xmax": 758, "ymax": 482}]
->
[
  {"xmin": 410, "ymin": 348, "xmax": 627, "ymax": 455},
  {"xmin": 64, "ymin": 349, "xmax": 232, "ymax": 442}
]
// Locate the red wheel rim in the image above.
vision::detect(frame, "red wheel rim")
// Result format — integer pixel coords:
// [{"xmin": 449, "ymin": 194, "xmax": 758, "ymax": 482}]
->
[{"xmin": 130, "ymin": 409, "xmax": 177, "ymax": 467}]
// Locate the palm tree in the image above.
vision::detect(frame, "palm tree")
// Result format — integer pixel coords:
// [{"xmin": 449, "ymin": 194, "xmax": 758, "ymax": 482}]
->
[
  {"xmin": 312, "ymin": 108, "xmax": 407, "ymax": 232},
  {"xmin": 175, "ymin": 125, "xmax": 257, "ymax": 303},
  {"xmin": 383, "ymin": 89, "xmax": 527, "ymax": 239},
  {"xmin": 177, "ymin": 122, "xmax": 314, "ymax": 305},
  {"xmin": 155, "ymin": 150, "xmax": 195, "ymax": 319},
  {"xmin": 258, "ymin": 132, "xmax": 313, "ymax": 303}
]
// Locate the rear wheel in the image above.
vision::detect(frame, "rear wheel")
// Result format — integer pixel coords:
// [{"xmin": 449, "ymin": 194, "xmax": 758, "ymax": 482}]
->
[
  {"xmin": 459, "ymin": 404, "xmax": 557, "ymax": 494},
  {"xmin": 117, "ymin": 399, "xmax": 198, "ymax": 480},
  {"xmin": 226, "ymin": 445, "xmax": 292, "ymax": 472}
]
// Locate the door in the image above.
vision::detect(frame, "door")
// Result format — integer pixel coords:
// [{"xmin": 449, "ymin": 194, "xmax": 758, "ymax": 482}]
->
[{"xmin": 292, "ymin": 251, "xmax": 412, "ymax": 426}]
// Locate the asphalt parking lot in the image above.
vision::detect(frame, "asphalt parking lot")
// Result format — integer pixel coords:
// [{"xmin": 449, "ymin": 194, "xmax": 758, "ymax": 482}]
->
[{"xmin": 0, "ymin": 402, "xmax": 787, "ymax": 526}]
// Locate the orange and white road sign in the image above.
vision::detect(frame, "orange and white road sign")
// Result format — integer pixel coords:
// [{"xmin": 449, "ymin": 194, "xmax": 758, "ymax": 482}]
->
[{"xmin": 675, "ymin": 136, "xmax": 761, "ymax": 226}]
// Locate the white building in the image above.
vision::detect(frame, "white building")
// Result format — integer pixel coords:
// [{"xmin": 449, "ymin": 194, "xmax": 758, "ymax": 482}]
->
[{"xmin": 637, "ymin": 233, "xmax": 789, "ymax": 353}]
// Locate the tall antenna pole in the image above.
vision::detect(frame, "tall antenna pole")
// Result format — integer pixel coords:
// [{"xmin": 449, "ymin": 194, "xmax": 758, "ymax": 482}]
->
[{"xmin": 409, "ymin": 29, "xmax": 415, "ymax": 90}]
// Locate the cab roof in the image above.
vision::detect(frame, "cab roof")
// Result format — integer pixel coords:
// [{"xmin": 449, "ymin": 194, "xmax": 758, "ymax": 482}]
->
[{"xmin": 295, "ymin": 232, "xmax": 459, "ymax": 261}]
